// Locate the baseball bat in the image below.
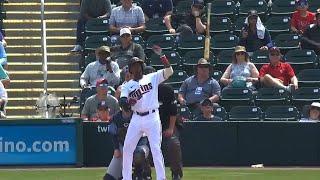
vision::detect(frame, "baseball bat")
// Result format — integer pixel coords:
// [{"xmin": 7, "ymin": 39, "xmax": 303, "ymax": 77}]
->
[{"xmin": 204, "ymin": 3, "xmax": 211, "ymax": 61}]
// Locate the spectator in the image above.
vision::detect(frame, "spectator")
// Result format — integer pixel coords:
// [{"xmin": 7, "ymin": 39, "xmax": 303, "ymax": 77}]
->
[
  {"xmin": 220, "ymin": 46, "xmax": 259, "ymax": 90},
  {"xmin": 71, "ymin": 0, "xmax": 112, "ymax": 52},
  {"xmin": 159, "ymin": 81, "xmax": 183, "ymax": 180},
  {"xmin": 164, "ymin": 0, "xmax": 206, "ymax": 34},
  {"xmin": 301, "ymin": 9, "xmax": 320, "ymax": 54},
  {"xmin": 96, "ymin": 101, "xmax": 112, "ymax": 122},
  {"xmin": 239, "ymin": 9, "xmax": 272, "ymax": 55},
  {"xmin": 0, "ymin": 81, "xmax": 7, "ymax": 118},
  {"xmin": 194, "ymin": 98, "xmax": 222, "ymax": 121},
  {"xmin": 300, "ymin": 102, "xmax": 320, "ymax": 122},
  {"xmin": 178, "ymin": 58, "xmax": 221, "ymax": 113},
  {"xmin": 259, "ymin": 47, "xmax": 298, "ymax": 92},
  {"xmin": 109, "ymin": 0, "xmax": 145, "ymax": 35},
  {"xmin": 141, "ymin": 0, "xmax": 173, "ymax": 21},
  {"xmin": 291, "ymin": 0, "xmax": 315, "ymax": 34},
  {"xmin": 111, "ymin": 28, "xmax": 145, "ymax": 69},
  {"xmin": 81, "ymin": 78, "xmax": 120, "ymax": 121},
  {"xmin": 80, "ymin": 46, "xmax": 120, "ymax": 88}
]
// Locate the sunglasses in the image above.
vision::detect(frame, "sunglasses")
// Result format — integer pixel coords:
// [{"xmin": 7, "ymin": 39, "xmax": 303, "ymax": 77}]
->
[
  {"xmin": 236, "ymin": 52, "xmax": 245, "ymax": 55},
  {"xmin": 198, "ymin": 65, "xmax": 210, "ymax": 68}
]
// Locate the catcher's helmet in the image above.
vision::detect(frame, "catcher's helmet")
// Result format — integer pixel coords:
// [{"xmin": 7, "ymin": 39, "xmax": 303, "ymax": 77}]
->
[{"xmin": 128, "ymin": 57, "xmax": 144, "ymax": 73}]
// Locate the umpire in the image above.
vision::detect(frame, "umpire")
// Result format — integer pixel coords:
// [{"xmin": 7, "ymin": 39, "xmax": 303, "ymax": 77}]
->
[{"xmin": 158, "ymin": 83, "xmax": 183, "ymax": 180}]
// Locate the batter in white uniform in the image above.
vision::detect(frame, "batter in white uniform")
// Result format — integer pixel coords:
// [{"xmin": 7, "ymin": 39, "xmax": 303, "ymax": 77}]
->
[{"xmin": 120, "ymin": 46, "xmax": 173, "ymax": 180}]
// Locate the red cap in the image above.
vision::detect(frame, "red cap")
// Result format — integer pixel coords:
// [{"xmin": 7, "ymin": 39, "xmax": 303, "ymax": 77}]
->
[{"xmin": 96, "ymin": 78, "xmax": 108, "ymax": 87}]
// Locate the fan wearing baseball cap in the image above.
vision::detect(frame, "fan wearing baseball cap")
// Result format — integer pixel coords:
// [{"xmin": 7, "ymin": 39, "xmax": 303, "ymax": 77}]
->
[
  {"xmin": 259, "ymin": 47, "xmax": 298, "ymax": 92},
  {"xmin": 164, "ymin": 0, "xmax": 206, "ymax": 35},
  {"xmin": 301, "ymin": 8, "xmax": 320, "ymax": 55},
  {"xmin": 110, "ymin": 28, "xmax": 145, "ymax": 69},
  {"xmin": 81, "ymin": 78, "xmax": 120, "ymax": 121},
  {"xmin": 291, "ymin": 0, "xmax": 315, "ymax": 34}
]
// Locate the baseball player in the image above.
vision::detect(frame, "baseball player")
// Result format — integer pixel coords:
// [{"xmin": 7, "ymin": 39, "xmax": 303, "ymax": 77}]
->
[
  {"xmin": 120, "ymin": 45, "xmax": 173, "ymax": 180},
  {"xmin": 99, "ymin": 101, "xmax": 152, "ymax": 180}
]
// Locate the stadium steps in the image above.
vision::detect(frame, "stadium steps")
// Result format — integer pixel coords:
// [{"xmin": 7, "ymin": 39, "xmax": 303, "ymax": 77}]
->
[{"xmin": 4, "ymin": 1, "xmax": 81, "ymax": 118}]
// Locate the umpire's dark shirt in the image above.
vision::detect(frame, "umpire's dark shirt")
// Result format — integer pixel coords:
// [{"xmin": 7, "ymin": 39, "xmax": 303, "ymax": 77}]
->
[
  {"xmin": 111, "ymin": 111, "xmax": 132, "ymax": 150},
  {"xmin": 158, "ymin": 84, "xmax": 177, "ymax": 131}
]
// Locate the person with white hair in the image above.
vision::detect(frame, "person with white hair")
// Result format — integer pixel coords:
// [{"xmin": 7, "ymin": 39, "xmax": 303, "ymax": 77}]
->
[{"xmin": 239, "ymin": 9, "xmax": 273, "ymax": 55}]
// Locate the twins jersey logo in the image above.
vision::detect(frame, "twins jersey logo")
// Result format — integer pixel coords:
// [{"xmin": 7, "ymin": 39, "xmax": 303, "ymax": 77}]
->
[{"xmin": 129, "ymin": 83, "xmax": 153, "ymax": 100}]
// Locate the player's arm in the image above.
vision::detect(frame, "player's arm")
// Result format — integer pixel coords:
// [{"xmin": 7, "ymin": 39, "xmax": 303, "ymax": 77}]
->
[
  {"xmin": 119, "ymin": 84, "xmax": 137, "ymax": 108},
  {"xmin": 152, "ymin": 45, "xmax": 173, "ymax": 79}
]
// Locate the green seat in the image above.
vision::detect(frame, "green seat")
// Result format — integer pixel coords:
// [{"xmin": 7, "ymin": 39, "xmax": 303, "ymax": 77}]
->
[
  {"xmin": 270, "ymin": 0, "xmax": 296, "ymax": 15},
  {"xmin": 265, "ymin": 16, "xmax": 291, "ymax": 36},
  {"xmin": 251, "ymin": 49, "xmax": 269, "ymax": 70},
  {"xmin": 145, "ymin": 18, "xmax": 168, "ymax": 34},
  {"xmin": 183, "ymin": 49, "xmax": 214, "ymax": 66},
  {"xmin": 177, "ymin": 34, "xmax": 205, "ymax": 55},
  {"xmin": 84, "ymin": 35, "xmax": 112, "ymax": 51},
  {"xmin": 273, "ymin": 33, "xmax": 300, "ymax": 50},
  {"xmin": 85, "ymin": 18, "xmax": 109, "ymax": 34},
  {"xmin": 177, "ymin": 105, "xmax": 193, "ymax": 122},
  {"xmin": 210, "ymin": 16, "xmax": 233, "ymax": 33},
  {"xmin": 212, "ymin": 70, "xmax": 222, "ymax": 81},
  {"xmin": 146, "ymin": 34, "xmax": 175, "ymax": 50},
  {"xmin": 234, "ymin": 16, "xmax": 247, "ymax": 35},
  {"xmin": 264, "ymin": 105, "xmax": 300, "ymax": 121},
  {"xmin": 297, "ymin": 69, "xmax": 320, "ymax": 87},
  {"xmin": 284, "ymin": 49, "xmax": 317, "ymax": 73},
  {"xmin": 220, "ymin": 88, "xmax": 254, "ymax": 111},
  {"xmin": 209, "ymin": 0, "xmax": 237, "ymax": 17},
  {"xmin": 309, "ymin": 0, "xmax": 320, "ymax": 12},
  {"xmin": 215, "ymin": 49, "xmax": 233, "ymax": 71},
  {"xmin": 255, "ymin": 88, "xmax": 290, "ymax": 111},
  {"xmin": 210, "ymin": 33, "xmax": 238, "ymax": 51},
  {"xmin": 148, "ymin": 50, "xmax": 181, "ymax": 69},
  {"xmin": 213, "ymin": 106, "xmax": 228, "ymax": 121},
  {"xmin": 292, "ymin": 87, "xmax": 320, "ymax": 111},
  {"xmin": 228, "ymin": 106, "xmax": 262, "ymax": 121},
  {"xmin": 238, "ymin": 0, "xmax": 268, "ymax": 16},
  {"xmin": 175, "ymin": 0, "xmax": 193, "ymax": 16},
  {"xmin": 112, "ymin": 35, "xmax": 145, "ymax": 48},
  {"xmin": 164, "ymin": 70, "xmax": 188, "ymax": 88}
]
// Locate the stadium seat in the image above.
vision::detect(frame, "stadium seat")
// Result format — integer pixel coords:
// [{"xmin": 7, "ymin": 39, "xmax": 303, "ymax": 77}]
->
[
  {"xmin": 212, "ymin": 70, "xmax": 222, "ymax": 81},
  {"xmin": 85, "ymin": 18, "xmax": 109, "ymax": 35},
  {"xmin": 210, "ymin": 33, "xmax": 239, "ymax": 52},
  {"xmin": 250, "ymin": 49, "xmax": 269, "ymax": 70},
  {"xmin": 234, "ymin": 16, "xmax": 246, "ymax": 34},
  {"xmin": 146, "ymin": 34, "xmax": 175, "ymax": 50},
  {"xmin": 265, "ymin": 16, "xmax": 291, "ymax": 36},
  {"xmin": 264, "ymin": 105, "xmax": 300, "ymax": 121},
  {"xmin": 175, "ymin": 0, "xmax": 193, "ymax": 16},
  {"xmin": 210, "ymin": 16, "xmax": 233, "ymax": 33},
  {"xmin": 177, "ymin": 34, "xmax": 205, "ymax": 55},
  {"xmin": 182, "ymin": 49, "xmax": 215, "ymax": 75},
  {"xmin": 164, "ymin": 70, "xmax": 188, "ymax": 88},
  {"xmin": 238, "ymin": 0, "xmax": 268, "ymax": 16},
  {"xmin": 273, "ymin": 33, "xmax": 300, "ymax": 50},
  {"xmin": 213, "ymin": 106, "xmax": 228, "ymax": 121},
  {"xmin": 112, "ymin": 35, "xmax": 145, "ymax": 48},
  {"xmin": 215, "ymin": 49, "xmax": 233, "ymax": 71},
  {"xmin": 255, "ymin": 88, "xmax": 290, "ymax": 111},
  {"xmin": 148, "ymin": 50, "xmax": 181, "ymax": 69},
  {"xmin": 284, "ymin": 49, "xmax": 318, "ymax": 73},
  {"xmin": 291, "ymin": 87, "xmax": 320, "ymax": 111},
  {"xmin": 209, "ymin": 0, "xmax": 237, "ymax": 18},
  {"xmin": 228, "ymin": 106, "xmax": 262, "ymax": 121},
  {"xmin": 84, "ymin": 53, "xmax": 96, "ymax": 69},
  {"xmin": 177, "ymin": 105, "xmax": 193, "ymax": 122},
  {"xmin": 145, "ymin": 17, "xmax": 168, "ymax": 35},
  {"xmin": 270, "ymin": 0, "xmax": 296, "ymax": 15},
  {"xmin": 309, "ymin": 0, "xmax": 320, "ymax": 13},
  {"xmin": 297, "ymin": 69, "xmax": 320, "ymax": 87},
  {"xmin": 84, "ymin": 35, "xmax": 112, "ymax": 51},
  {"xmin": 220, "ymin": 88, "xmax": 254, "ymax": 111}
]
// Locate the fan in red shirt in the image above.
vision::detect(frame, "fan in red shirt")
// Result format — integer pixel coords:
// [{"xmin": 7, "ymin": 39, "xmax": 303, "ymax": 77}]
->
[
  {"xmin": 291, "ymin": 0, "xmax": 315, "ymax": 34},
  {"xmin": 259, "ymin": 47, "xmax": 299, "ymax": 92}
]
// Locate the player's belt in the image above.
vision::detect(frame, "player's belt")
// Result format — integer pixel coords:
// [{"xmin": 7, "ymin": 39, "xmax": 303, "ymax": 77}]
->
[{"xmin": 135, "ymin": 109, "xmax": 156, "ymax": 116}]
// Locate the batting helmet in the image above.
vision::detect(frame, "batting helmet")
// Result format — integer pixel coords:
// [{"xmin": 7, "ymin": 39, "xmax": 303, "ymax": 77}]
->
[{"xmin": 128, "ymin": 57, "xmax": 144, "ymax": 73}]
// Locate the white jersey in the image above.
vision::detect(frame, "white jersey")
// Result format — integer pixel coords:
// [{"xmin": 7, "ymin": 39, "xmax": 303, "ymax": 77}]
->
[{"xmin": 120, "ymin": 69, "xmax": 166, "ymax": 112}]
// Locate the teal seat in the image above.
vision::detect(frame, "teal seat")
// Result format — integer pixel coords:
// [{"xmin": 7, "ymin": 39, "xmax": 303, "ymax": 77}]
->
[
  {"xmin": 177, "ymin": 34, "xmax": 205, "ymax": 55},
  {"xmin": 264, "ymin": 106, "xmax": 300, "ymax": 121},
  {"xmin": 85, "ymin": 18, "xmax": 109, "ymax": 34},
  {"xmin": 209, "ymin": 0, "xmax": 237, "ymax": 18},
  {"xmin": 270, "ymin": 0, "xmax": 296, "ymax": 15},
  {"xmin": 164, "ymin": 70, "xmax": 188, "ymax": 88},
  {"xmin": 210, "ymin": 16, "xmax": 233, "ymax": 33},
  {"xmin": 84, "ymin": 35, "xmax": 111, "ymax": 51},
  {"xmin": 297, "ymin": 69, "xmax": 320, "ymax": 87},
  {"xmin": 238, "ymin": 0, "xmax": 268, "ymax": 16},
  {"xmin": 265, "ymin": 16, "xmax": 291, "ymax": 36},
  {"xmin": 145, "ymin": 18, "xmax": 169, "ymax": 34},
  {"xmin": 228, "ymin": 106, "xmax": 263, "ymax": 121},
  {"xmin": 292, "ymin": 87, "xmax": 320, "ymax": 111},
  {"xmin": 273, "ymin": 33, "xmax": 300, "ymax": 50},
  {"xmin": 210, "ymin": 33, "xmax": 238, "ymax": 51},
  {"xmin": 220, "ymin": 88, "xmax": 254, "ymax": 111},
  {"xmin": 146, "ymin": 34, "xmax": 175, "ymax": 50},
  {"xmin": 250, "ymin": 49, "xmax": 269, "ymax": 70},
  {"xmin": 255, "ymin": 88, "xmax": 290, "ymax": 111},
  {"xmin": 148, "ymin": 50, "xmax": 181, "ymax": 69},
  {"xmin": 215, "ymin": 49, "xmax": 234, "ymax": 71},
  {"xmin": 213, "ymin": 106, "xmax": 228, "ymax": 121},
  {"xmin": 284, "ymin": 49, "xmax": 317, "ymax": 73}
]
